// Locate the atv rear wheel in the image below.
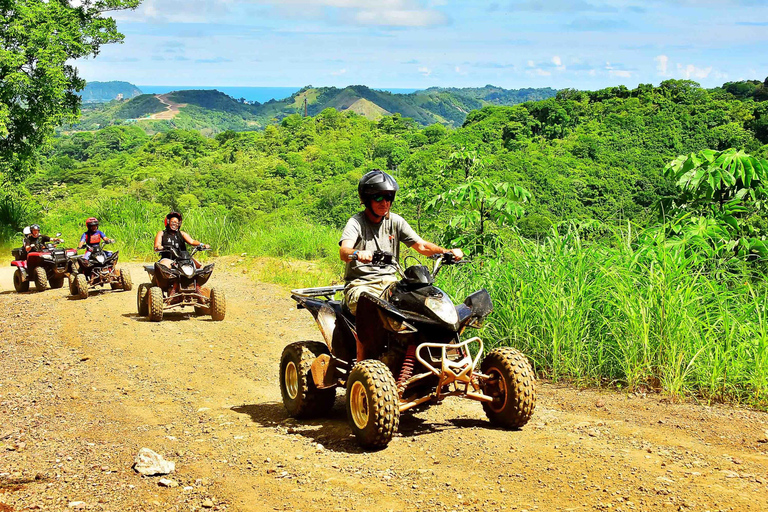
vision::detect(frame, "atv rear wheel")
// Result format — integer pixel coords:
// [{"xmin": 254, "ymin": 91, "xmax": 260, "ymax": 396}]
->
[
  {"xmin": 49, "ymin": 277, "xmax": 65, "ymax": 289},
  {"xmin": 346, "ymin": 359, "xmax": 400, "ymax": 449},
  {"xmin": 120, "ymin": 269, "xmax": 133, "ymax": 291},
  {"xmin": 280, "ymin": 341, "xmax": 336, "ymax": 418},
  {"xmin": 209, "ymin": 287, "xmax": 226, "ymax": 321},
  {"xmin": 480, "ymin": 347, "xmax": 536, "ymax": 428},
  {"xmin": 33, "ymin": 266, "xmax": 49, "ymax": 292},
  {"xmin": 136, "ymin": 283, "xmax": 150, "ymax": 316},
  {"xmin": 148, "ymin": 286, "xmax": 164, "ymax": 322},
  {"xmin": 13, "ymin": 269, "xmax": 29, "ymax": 293},
  {"xmin": 75, "ymin": 274, "xmax": 89, "ymax": 300}
]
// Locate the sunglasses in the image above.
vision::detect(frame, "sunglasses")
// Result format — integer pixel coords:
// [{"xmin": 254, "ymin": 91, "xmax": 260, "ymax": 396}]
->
[{"xmin": 372, "ymin": 194, "xmax": 395, "ymax": 202}]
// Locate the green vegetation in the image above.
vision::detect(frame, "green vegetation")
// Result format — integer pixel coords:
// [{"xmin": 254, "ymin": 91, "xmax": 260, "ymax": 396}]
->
[
  {"xmin": 4, "ymin": 78, "xmax": 768, "ymax": 408},
  {"xmin": 68, "ymin": 84, "xmax": 559, "ymax": 133},
  {"xmin": 0, "ymin": 0, "xmax": 141, "ymax": 181},
  {"xmin": 80, "ymin": 81, "xmax": 143, "ymax": 104}
]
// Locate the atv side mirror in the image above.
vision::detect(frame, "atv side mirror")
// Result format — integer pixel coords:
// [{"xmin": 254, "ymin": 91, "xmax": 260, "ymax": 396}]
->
[{"xmin": 56, "ymin": 233, "xmax": 62, "ymax": 236}]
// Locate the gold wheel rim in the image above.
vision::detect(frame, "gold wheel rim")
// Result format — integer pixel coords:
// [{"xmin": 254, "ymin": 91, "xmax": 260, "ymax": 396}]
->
[
  {"xmin": 350, "ymin": 381, "xmax": 370, "ymax": 429},
  {"xmin": 285, "ymin": 361, "xmax": 299, "ymax": 400},
  {"xmin": 488, "ymin": 367, "xmax": 508, "ymax": 413}
]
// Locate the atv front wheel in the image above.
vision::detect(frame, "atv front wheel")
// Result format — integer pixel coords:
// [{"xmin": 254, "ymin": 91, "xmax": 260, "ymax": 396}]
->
[
  {"xmin": 209, "ymin": 287, "xmax": 226, "ymax": 321},
  {"xmin": 13, "ymin": 269, "xmax": 29, "ymax": 293},
  {"xmin": 280, "ymin": 341, "xmax": 336, "ymax": 418},
  {"xmin": 346, "ymin": 359, "xmax": 400, "ymax": 449},
  {"xmin": 120, "ymin": 269, "xmax": 133, "ymax": 291},
  {"xmin": 75, "ymin": 274, "xmax": 89, "ymax": 300},
  {"xmin": 148, "ymin": 286, "xmax": 164, "ymax": 322},
  {"xmin": 480, "ymin": 347, "xmax": 536, "ymax": 428},
  {"xmin": 68, "ymin": 275, "xmax": 78, "ymax": 296},
  {"xmin": 136, "ymin": 283, "xmax": 150, "ymax": 316},
  {"xmin": 49, "ymin": 277, "xmax": 65, "ymax": 289},
  {"xmin": 33, "ymin": 267, "xmax": 49, "ymax": 292}
]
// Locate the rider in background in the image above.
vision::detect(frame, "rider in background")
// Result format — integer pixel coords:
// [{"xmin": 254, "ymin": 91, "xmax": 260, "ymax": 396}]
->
[
  {"xmin": 23, "ymin": 224, "xmax": 62, "ymax": 255},
  {"xmin": 339, "ymin": 169, "xmax": 463, "ymax": 315},
  {"xmin": 78, "ymin": 217, "xmax": 115, "ymax": 258},
  {"xmin": 154, "ymin": 211, "xmax": 209, "ymax": 268}
]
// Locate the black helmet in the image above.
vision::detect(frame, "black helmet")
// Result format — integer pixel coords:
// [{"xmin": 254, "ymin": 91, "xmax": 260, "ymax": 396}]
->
[
  {"xmin": 165, "ymin": 211, "xmax": 183, "ymax": 228},
  {"xmin": 358, "ymin": 170, "xmax": 399, "ymax": 206}
]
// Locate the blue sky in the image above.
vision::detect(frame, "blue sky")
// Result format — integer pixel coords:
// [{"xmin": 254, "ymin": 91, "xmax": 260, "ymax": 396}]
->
[{"xmin": 75, "ymin": 0, "xmax": 768, "ymax": 90}]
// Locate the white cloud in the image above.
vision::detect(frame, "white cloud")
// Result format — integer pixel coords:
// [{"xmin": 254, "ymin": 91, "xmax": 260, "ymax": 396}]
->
[
  {"xmin": 527, "ymin": 60, "xmax": 535, "ymax": 67},
  {"xmin": 655, "ymin": 54, "xmax": 669, "ymax": 76},
  {"xmin": 331, "ymin": 68, "xmax": 347, "ymax": 75},
  {"xmin": 354, "ymin": 9, "xmax": 447, "ymax": 26},
  {"xmin": 552, "ymin": 55, "xmax": 566, "ymax": 71},
  {"xmin": 657, "ymin": 55, "xmax": 715, "ymax": 80},
  {"xmin": 677, "ymin": 63, "xmax": 712, "ymax": 79},
  {"xmin": 418, "ymin": 66, "xmax": 432, "ymax": 76},
  {"xmin": 252, "ymin": 0, "xmax": 448, "ymax": 27},
  {"xmin": 455, "ymin": 65, "xmax": 468, "ymax": 75},
  {"xmin": 610, "ymin": 70, "xmax": 632, "ymax": 78}
]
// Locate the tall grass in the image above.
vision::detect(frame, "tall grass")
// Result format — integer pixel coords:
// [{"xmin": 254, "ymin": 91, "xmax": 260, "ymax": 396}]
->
[{"xmin": 438, "ymin": 226, "xmax": 768, "ymax": 408}]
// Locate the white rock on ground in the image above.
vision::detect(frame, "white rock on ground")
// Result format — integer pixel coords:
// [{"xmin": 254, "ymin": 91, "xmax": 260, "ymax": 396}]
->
[{"xmin": 133, "ymin": 448, "xmax": 176, "ymax": 476}]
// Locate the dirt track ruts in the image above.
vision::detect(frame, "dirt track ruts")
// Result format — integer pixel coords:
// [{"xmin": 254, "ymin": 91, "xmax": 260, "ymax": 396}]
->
[{"xmin": 1, "ymin": 262, "xmax": 767, "ymax": 512}]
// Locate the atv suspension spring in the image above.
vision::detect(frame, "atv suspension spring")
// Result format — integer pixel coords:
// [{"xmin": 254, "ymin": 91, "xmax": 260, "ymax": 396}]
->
[{"xmin": 397, "ymin": 345, "xmax": 417, "ymax": 392}]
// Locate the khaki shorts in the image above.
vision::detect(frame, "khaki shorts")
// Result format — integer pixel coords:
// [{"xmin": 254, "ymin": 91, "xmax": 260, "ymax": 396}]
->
[{"xmin": 343, "ymin": 275, "xmax": 398, "ymax": 315}]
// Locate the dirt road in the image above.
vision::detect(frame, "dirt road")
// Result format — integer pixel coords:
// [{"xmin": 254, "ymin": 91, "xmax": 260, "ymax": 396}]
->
[
  {"xmin": 1, "ymin": 262, "xmax": 767, "ymax": 512},
  {"xmin": 149, "ymin": 95, "xmax": 187, "ymax": 120}
]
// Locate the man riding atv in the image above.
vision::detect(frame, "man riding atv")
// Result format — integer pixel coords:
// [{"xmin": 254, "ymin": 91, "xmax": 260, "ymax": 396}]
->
[
  {"xmin": 339, "ymin": 169, "xmax": 463, "ymax": 315},
  {"xmin": 281, "ymin": 170, "xmax": 536, "ymax": 448},
  {"xmin": 23, "ymin": 224, "xmax": 62, "ymax": 256}
]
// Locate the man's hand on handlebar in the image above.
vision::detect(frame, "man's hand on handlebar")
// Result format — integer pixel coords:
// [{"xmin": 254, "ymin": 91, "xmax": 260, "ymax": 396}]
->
[{"xmin": 350, "ymin": 249, "xmax": 373, "ymax": 263}]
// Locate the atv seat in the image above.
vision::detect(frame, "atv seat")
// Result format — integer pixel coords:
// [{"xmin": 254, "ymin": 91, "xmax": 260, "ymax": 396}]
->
[{"xmin": 143, "ymin": 264, "xmax": 155, "ymax": 273}]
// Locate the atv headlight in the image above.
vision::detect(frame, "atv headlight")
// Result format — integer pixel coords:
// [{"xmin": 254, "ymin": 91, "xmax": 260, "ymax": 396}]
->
[
  {"xmin": 42, "ymin": 254, "xmax": 52, "ymax": 259},
  {"xmin": 181, "ymin": 264, "xmax": 195, "ymax": 277},
  {"xmin": 96, "ymin": 254, "xmax": 105, "ymax": 264},
  {"xmin": 425, "ymin": 293, "xmax": 459, "ymax": 325}
]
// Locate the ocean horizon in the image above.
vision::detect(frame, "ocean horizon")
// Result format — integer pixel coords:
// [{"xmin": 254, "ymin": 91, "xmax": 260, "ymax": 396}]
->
[{"xmin": 137, "ymin": 86, "xmax": 422, "ymax": 104}]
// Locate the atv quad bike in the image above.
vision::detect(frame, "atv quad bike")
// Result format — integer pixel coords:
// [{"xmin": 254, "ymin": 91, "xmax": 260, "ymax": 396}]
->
[
  {"xmin": 282, "ymin": 251, "xmax": 536, "ymax": 449},
  {"xmin": 11, "ymin": 230, "xmax": 77, "ymax": 293},
  {"xmin": 68, "ymin": 240, "xmax": 132, "ymax": 299},
  {"xmin": 137, "ymin": 245, "xmax": 225, "ymax": 322}
]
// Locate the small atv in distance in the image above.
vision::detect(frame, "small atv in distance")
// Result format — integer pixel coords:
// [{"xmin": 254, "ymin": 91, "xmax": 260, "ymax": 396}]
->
[
  {"xmin": 68, "ymin": 241, "xmax": 132, "ymax": 299},
  {"xmin": 137, "ymin": 245, "xmax": 225, "ymax": 322},
  {"xmin": 11, "ymin": 232, "xmax": 77, "ymax": 293},
  {"xmin": 283, "ymin": 251, "xmax": 536, "ymax": 449}
]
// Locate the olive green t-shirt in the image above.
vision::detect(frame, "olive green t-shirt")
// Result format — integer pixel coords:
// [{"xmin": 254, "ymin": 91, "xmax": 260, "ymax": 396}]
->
[{"xmin": 339, "ymin": 212, "xmax": 420, "ymax": 283}]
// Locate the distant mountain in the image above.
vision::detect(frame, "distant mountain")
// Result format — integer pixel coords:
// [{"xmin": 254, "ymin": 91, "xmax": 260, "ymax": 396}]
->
[
  {"xmin": 80, "ymin": 81, "xmax": 143, "ymax": 103},
  {"xmin": 67, "ymin": 84, "xmax": 559, "ymax": 132}
]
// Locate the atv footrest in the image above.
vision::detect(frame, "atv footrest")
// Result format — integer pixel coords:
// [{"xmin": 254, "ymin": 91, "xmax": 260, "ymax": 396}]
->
[{"xmin": 291, "ymin": 285, "xmax": 345, "ymax": 298}]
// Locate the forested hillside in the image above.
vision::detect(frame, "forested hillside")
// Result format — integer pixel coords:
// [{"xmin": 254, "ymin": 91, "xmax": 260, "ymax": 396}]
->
[
  {"xmin": 41, "ymin": 79, "xmax": 768, "ymax": 232},
  {"xmin": 79, "ymin": 81, "xmax": 143, "ymax": 103},
  {"xmin": 67, "ymin": 84, "xmax": 559, "ymax": 133}
]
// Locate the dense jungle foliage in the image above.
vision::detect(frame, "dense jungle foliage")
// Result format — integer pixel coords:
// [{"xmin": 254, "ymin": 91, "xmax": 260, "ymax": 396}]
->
[{"xmin": 5, "ymin": 78, "xmax": 768, "ymax": 408}]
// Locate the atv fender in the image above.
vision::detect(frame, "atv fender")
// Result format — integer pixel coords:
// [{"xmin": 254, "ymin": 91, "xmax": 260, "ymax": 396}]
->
[{"xmin": 11, "ymin": 264, "xmax": 27, "ymax": 281}]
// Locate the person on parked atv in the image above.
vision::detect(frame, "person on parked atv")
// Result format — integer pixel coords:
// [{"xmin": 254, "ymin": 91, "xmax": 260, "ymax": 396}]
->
[
  {"xmin": 23, "ymin": 224, "xmax": 62, "ymax": 255},
  {"xmin": 154, "ymin": 211, "xmax": 209, "ymax": 268},
  {"xmin": 339, "ymin": 169, "xmax": 463, "ymax": 315},
  {"xmin": 78, "ymin": 217, "xmax": 115, "ymax": 259}
]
